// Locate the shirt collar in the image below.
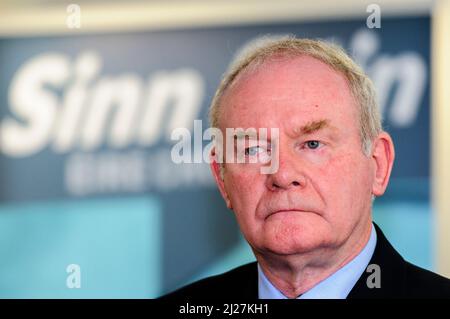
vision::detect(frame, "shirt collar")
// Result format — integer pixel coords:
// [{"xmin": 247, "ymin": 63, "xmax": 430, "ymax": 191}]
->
[{"xmin": 258, "ymin": 223, "xmax": 377, "ymax": 299}]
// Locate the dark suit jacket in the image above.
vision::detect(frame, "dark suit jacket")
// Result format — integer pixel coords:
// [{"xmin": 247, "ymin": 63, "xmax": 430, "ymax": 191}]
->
[{"xmin": 161, "ymin": 223, "xmax": 450, "ymax": 299}]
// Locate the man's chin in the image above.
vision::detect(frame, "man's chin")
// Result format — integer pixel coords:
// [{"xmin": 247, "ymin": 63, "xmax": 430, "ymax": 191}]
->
[
  {"xmin": 261, "ymin": 233, "xmax": 324, "ymax": 256},
  {"xmin": 263, "ymin": 247, "xmax": 311, "ymax": 256},
  {"xmin": 258, "ymin": 222, "xmax": 330, "ymax": 255}
]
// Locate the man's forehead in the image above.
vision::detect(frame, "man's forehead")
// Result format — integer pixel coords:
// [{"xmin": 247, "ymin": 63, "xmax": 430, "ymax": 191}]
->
[
  {"xmin": 231, "ymin": 54, "xmax": 341, "ymax": 88},
  {"xmin": 223, "ymin": 56, "xmax": 352, "ymax": 107},
  {"xmin": 220, "ymin": 94, "xmax": 352, "ymax": 125},
  {"xmin": 218, "ymin": 55, "xmax": 358, "ymax": 131}
]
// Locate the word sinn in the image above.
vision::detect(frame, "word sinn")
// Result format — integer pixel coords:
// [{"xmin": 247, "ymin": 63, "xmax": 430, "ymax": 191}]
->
[
  {"xmin": 1, "ymin": 51, "xmax": 204, "ymax": 157},
  {"xmin": 171, "ymin": 120, "xmax": 280, "ymax": 174},
  {"xmin": 179, "ymin": 303, "xmax": 269, "ymax": 316}
]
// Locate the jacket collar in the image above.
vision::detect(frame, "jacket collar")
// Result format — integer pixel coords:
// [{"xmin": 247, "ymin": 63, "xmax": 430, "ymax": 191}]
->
[{"xmin": 347, "ymin": 222, "xmax": 406, "ymax": 298}]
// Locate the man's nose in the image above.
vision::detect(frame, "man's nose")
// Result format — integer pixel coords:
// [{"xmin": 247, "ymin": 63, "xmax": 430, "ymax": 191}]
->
[{"xmin": 265, "ymin": 148, "xmax": 307, "ymax": 191}]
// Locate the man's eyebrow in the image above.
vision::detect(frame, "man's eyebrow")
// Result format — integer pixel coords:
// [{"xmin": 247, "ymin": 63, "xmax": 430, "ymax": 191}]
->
[{"xmin": 294, "ymin": 119, "xmax": 334, "ymax": 135}]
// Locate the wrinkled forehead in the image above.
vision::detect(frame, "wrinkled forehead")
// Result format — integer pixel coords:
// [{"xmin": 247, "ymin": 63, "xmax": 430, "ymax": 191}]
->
[
  {"xmin": 225, "ymin": 53, "xmax": 350, "ymax": 98},
  {"xmin": 218, "ymin": 55, "xmax": 359, "ymax": 131}
]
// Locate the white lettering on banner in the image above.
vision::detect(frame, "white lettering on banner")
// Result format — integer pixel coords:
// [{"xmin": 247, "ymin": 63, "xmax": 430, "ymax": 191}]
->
[
  {"xmin": 65, "ymin": 149, "xmax": 214, "ymax": 196},
  {"xmin": 0, "ymin": 51, "xmax": 204, "ymax": 157},
  {"xmin": 350, "ymin": 29, "xmax": 427, "ymax": 127},
  {"xmin": 1, "ymin": 53, "xmax": 70, "ymax": 157}
]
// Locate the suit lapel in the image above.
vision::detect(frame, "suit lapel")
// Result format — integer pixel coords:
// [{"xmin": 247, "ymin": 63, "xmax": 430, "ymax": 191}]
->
[
  {"xmin": 347, "ymin": 223, "xmax": 406, "ymax": 298},
  {"xmin": 239, "ymin": 262, "xmax": 259, "ymax": 299}
]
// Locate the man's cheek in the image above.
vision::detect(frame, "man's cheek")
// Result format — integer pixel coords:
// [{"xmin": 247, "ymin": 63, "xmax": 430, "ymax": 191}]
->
[
  {"xmin": 303, "ymin": 149, "xmax": 332, "ymax": 166},
  {"xmin": 226, "ymin": 170, "xmax": 259, "ymax": 203},
  {"xmin": 227, "ymin": 165, "xmax": 262, "ymax": 185},
  {"xmin": 313, "ymin": 159, "xmax": 359, "ymax": 203},
  {"xmin": 321, "ymin": 152, "xmax": 362, "ymax": 175}
]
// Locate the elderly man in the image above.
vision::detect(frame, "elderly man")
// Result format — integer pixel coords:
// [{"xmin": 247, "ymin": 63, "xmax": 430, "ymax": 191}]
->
[{"xmin": 163, "ymin": 37, "xmax": 450, "ymax": 299}]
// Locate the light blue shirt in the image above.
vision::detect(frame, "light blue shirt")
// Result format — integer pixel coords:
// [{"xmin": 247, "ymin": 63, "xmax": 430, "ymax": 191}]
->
[{"xmin": 258, "ymin": 223, "xmax": 377, "ymax": 299}]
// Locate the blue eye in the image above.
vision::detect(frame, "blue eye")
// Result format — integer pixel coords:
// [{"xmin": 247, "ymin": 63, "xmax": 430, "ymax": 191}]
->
[
  {"xmin": 306, "ymin": 140, "xmax": 321, "ymax": 149},
  {"xmin": 245, "ymin": 146, "xmax": 263, "ymax": 156}
]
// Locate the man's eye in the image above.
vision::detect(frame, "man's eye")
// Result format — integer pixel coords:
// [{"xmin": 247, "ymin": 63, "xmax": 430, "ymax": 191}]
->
[
  {"xmin": 305, "ymin": 140, "xmax": 321, "ymax": 149},
  {"xmin": 245, "ymin": 146, "xmax": 264, "ymax": 156}
]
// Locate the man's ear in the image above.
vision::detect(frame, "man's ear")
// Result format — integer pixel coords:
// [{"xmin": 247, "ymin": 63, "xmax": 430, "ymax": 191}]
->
[
  {"xmin": 210, "ymin": 148, "xmax": 233, "ymax": 209},
  {"xmin": 371, "ymin": 132, "xmax": 395, "ymax": 197}
]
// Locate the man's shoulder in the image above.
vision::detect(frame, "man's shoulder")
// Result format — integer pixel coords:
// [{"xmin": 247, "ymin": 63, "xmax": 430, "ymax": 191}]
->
[
  {"xmin": 159, "ymin": 262, "xmax": 258, "ymax": 300},
  {"xmin": 349, "ymin": 223, "xmax": 450, "ymax": 298},
  {"xmin": 403, "ymin": 261, "xmax": 450, "ymax": 297}
]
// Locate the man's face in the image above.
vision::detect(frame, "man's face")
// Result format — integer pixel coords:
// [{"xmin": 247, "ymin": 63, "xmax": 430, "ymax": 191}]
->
[{"xmin": 214, "ymin": 55, "xmax": 379, "ymax": 256}]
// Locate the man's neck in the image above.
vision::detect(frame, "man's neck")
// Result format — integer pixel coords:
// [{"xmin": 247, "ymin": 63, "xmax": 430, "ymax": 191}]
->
[{"xmin": 255, "ymin": 220, "xmax": 373, "ymax": 298}]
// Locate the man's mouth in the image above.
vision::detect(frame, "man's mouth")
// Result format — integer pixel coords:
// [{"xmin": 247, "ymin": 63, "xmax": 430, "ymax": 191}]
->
[{"xmin": 265, "ymin": 209, "xmax": 310, "ymax": 220}]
